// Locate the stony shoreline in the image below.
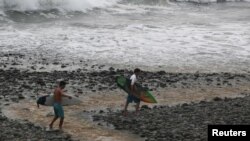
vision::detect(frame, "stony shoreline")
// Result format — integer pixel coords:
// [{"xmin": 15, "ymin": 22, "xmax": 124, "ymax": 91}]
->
[
  {"xmin": 93, "ymin": 96, "xmax": 250, "ymax": 141},
  {"xmin": 0, "ymin": 110, "xmax": 74, "ymax": 141},
  {"xmin": 0, "ymin": 68, "xmax": 250, "ymax": 141},
  {"xmin": 0, "ymin": 68, "xmax": 249, "ymax": 100}
]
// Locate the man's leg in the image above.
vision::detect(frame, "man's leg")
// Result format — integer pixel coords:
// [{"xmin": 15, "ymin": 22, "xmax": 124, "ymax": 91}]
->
[
  {"xmin": 123, "ymin": 101, "xmax": 129, "ymax": 116},
  {"xmin": 49, "ymin": 116, "xmax": 58, "ymax": 129},
  {"xmin": 135, "ymin": 97, "xmax": 140, "ymax": 114},
  {"xmin": 135, "ymin": 102, "xmax": 140, "ymax": 113},
  {"xmin": 123, "ymin": 96, "xmax": 131, "ymax": 116},
  {"xmin": 50, "ymin": 104, "xmax": 59, "ymax": 129},
  {"xmin": 58, "ymin": 104, "xmax": 64, "ymax": 129},
  {"xmin": 59, "ymin": 117, "xmax": 64, "ymax": 130}
]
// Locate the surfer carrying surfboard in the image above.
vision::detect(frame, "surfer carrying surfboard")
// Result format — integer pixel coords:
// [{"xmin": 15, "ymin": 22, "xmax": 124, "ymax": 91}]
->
[
  {"xmin": 123, "ymin": 68, "xmax": 141, "ymax": 116},
  {"xmin": 49, "ymin": 81, "xmax": 72, "ymax": 130}
]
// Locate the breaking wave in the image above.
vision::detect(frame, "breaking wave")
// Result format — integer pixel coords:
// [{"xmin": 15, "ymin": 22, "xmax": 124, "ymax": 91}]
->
[
  {"xmin": 0, "ymin": 0, "xmax": 249, "ymax": 23},
  {"xmin": 0, "ymin": 0, "xmax": 249, "ymax": 13},
  {"xmin": 0, "ymin": 0, "xmax": 121, "ymax": 12}
]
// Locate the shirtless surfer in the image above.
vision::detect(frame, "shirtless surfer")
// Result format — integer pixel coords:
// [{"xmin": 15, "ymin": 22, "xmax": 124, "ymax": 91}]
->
[{"xmin": 49, "ymin": 81, "xmax": 71, "ymax": 130}]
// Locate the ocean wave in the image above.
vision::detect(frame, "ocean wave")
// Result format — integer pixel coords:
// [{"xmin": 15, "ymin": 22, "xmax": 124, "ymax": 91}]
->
[
  {"xmin": 122, "ymin": 0, "xmax": 249, "ymax": 5},
  {"xmin": 0, "ymin": 0, "xmax": 121, "ymax": 12},
  {"xmin": 121, "ymin": 0, "xmax": 170, "ymax": 5},
  {"xmin": 172, "ymin": 0, "xmax": 248, "ymax": 3},
  {"xmin": 0, "ymin": 0, "xmax": 249, "ymax": 13},
  {"xmin": 0, "ymin": 0, "xmax": 249, "ymax": 23}
]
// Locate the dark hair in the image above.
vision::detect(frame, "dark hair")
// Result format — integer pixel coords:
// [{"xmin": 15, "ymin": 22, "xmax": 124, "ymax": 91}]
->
[
  {"xmin": 134, "ymin": 68, "xmax": 141, "ymax": 73},
  {"xmin": 59, "ymin": 81, "xmax": 66, "ymax": 87}
]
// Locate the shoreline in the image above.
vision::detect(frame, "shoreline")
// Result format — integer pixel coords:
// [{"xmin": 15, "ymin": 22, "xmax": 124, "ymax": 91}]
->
[
  {"xmin": 1, "ymin": 68, "xmax": 250, "ymax": 140},
  {"xmin": 1, "ymin": 52, "xmax": 250, "ymax": 74},
  {"xmin": 93, "ymin": 95, "xmax": 250, "ymax": 141},
  {"xmin": 0, "ymin": 112, "xmax": 73, "ymax": 141}
]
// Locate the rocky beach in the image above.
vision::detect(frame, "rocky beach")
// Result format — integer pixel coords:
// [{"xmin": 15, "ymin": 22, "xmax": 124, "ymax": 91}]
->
[
  {"xmin": 0, "ymin": 64, "xmax": 250, "ymax": 140},
  {"xmin": 0, "ymin": 113, "xmax": 73, "ymax": 141},
  {"xmin": 93, "ymin": 96, "xmax": 250, "ymax": 141},
  {"xmin": 1, "ymin": 1, "xmax": 250, "ymax": 140}
]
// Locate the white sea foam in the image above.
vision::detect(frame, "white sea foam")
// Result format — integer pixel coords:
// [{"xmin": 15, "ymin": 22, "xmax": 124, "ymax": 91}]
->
[
  {"xmin": 175, "ymin": 0, "xmax": 249, "ymax": 2},
  {"xmin": 0, "ymin": 2, "xmax": 250, "ymax": 72},
  {"xmin": 0, "ymin": 0, "xmax": 121, "ymax": 12}
]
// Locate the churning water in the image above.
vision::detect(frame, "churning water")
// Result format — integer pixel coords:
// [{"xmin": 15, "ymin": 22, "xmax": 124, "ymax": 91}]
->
[{"xmin": 0, "ymin": 0, "xmax": 250, "ymax": 72}]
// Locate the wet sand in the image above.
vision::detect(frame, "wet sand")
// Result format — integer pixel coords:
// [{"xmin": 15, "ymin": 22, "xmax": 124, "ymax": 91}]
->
[{"xmin": 2, "ymin": 86, "xmax": 250, "ymax": 141}]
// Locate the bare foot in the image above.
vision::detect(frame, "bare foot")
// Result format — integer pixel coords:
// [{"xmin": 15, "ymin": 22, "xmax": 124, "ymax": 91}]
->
[
  {"xmin": 133, "ymin": 111, "xmax": 139, "ymax": 116},
  {"xmin": 59, "ymin": 126, "xmax": 63, "ymax": 131},
  {"xmin": 122, "ymin": 110, "xmax": 128, "ymax": 116}
]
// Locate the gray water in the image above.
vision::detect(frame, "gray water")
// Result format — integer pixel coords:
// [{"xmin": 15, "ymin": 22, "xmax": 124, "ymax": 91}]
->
[{"xmin": 0, "ymin": 0, "xmax": 250, "ymax": 72}]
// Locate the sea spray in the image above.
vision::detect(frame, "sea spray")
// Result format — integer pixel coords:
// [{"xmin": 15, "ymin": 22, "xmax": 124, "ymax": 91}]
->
[{"xmin": 0, "ymin": 0, "xmax": 121, "ymax": 12}]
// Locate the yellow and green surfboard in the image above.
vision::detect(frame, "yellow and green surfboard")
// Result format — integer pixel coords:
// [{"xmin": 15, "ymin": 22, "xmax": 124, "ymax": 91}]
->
[{"xmin": 117, "ymin": 76, "xmax": 157, "ymax": 103}]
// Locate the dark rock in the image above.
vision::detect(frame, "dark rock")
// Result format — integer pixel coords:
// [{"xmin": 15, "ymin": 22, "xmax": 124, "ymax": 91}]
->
[
  {"xmin": 53, "ymin": 62, "xmax": 59, "ymax": 65},
  {"xmin": 22, "ymin": 84, "xmax": 32, "ymax": 89},
  {"xmin": 109, "ymin": 67, "xmax": 115, "ymax": 71},
  {"xmin": 18, "ymin": 94, "xmax": 25, "ymax": 99},
  {"xmin": 61, "ymin": 64, "xmax": 67, "ymax": 68},
  {"xmin": 213, "ymin": 97, "xmax": 222, "ymax": 101},
  {"xmin": 141, "ymin": 105, "xmax": 151, "ymax": 110},
  {"xmin": 159, "ymin": 83, "xmax": 166, "ymax": 88},
  {"xmin": 10, "ymin": 97, "xmax": 19, "ymax": 102},
  {"xmin": 12, "ymin": 62, "xmax": 19, "ymax": 65},
  {"xmin": 31, "ymin": 66, "xmax": 36, "ymax": 70},
  {"xmin": 181, "ymin": 103, "xmax": 188, "ymax": 107},
  {"xmin": 157, "ymin": 71, "xmax": 166, "ymax": 75}
]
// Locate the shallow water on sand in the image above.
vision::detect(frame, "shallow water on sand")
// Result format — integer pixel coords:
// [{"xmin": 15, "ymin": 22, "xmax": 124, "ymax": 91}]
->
[{"xmin": 3, "ymin": 85, "xmax": 250, "ymax": 141}]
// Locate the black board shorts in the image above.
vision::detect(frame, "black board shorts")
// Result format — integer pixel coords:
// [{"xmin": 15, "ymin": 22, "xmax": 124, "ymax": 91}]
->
[{"xmin": 127, "ymin": 94, "xmax": 140, "ymax": 103}]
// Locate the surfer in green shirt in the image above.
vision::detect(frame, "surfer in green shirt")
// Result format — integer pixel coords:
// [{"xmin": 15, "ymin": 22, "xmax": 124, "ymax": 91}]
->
[
  {"xmin": 49, "ymin": 81, "xmax": 71, "ymax": 130},
  {"xmin": 123, "ymin": 68, "xmax": 141, "ymax": 116}
]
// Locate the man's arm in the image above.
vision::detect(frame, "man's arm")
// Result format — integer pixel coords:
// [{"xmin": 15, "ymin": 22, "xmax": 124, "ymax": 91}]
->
[
  {"xmin": 130, "ymin": 84, "xmax": 136, "ymax": 96},
  {"xmin": 61, "ymin": 90, "xmax": 72, "ymax": 98}
]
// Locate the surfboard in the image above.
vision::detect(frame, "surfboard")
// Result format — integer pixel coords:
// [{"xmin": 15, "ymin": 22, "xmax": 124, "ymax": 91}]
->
[
  {"xmin": 116, "ymin": 76, "xmax": 157, "ymax": 103},
  {"xmin": 37, "ymin": 95, "xmax": 81, "ymax": 106}
]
